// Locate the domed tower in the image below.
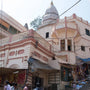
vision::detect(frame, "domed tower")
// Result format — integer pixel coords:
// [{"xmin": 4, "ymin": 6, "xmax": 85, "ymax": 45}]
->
[
  {"xmin": 42, "ymin": 1, "xmax": 59, "ymax": 25},
  {"xmin": 37, "ymin": 1, "xmax": 59, "ymax": 40}
]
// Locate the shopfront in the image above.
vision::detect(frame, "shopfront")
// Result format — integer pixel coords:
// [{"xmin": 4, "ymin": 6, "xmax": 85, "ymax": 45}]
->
[
  {"xmin": 27, "ymin": 57, "xmax": 60, "ymax": 90},
  {"xmin": 61, "ymin": 65, "xmax": 73, "ymax": 82},
  {"xmin": 76, "ymin": 57, "xmax": 90, "ymax": 80},
  {"xmin": 0, "ymin": 68, "xmax": 27, "ymax": 90},
  {"xmin": 76, "ymin": 63, "xmax": 89, "ymax": 80}
]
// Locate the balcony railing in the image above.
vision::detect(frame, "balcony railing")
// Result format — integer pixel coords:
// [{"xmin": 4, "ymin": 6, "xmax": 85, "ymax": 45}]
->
[{"xmin": 0, "ymin": 30, "xmax": 52, "ymax": 51}]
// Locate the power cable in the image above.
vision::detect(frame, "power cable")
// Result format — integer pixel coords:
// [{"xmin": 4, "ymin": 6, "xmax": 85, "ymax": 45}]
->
[{"xmin": 59, "ymin": 0, "xmax": 82, "ymax": 17}]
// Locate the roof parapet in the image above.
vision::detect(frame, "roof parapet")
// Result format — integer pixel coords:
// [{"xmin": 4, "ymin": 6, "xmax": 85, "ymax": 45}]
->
[{"xmin": 60, "ymin": 13, "xmax": 90, "ymax": 26}]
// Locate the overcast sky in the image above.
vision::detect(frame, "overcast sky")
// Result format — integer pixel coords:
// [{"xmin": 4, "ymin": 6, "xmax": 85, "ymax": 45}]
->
[{"xmin": 0, "ymin": 0, "xmax": 90, "ymax": 29}]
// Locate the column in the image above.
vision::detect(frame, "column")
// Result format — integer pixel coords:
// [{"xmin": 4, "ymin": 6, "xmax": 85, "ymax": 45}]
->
[
  {"xmin": 72, "ymin": 38, "xmax": 74, "ymax": 51},
  {"xmin": 65, "ymin": 39, "xmax": 67, "ymax": 51},
  {"xmin": 59, "ymin": 39, "xmax": 61, "ymax": 51}
]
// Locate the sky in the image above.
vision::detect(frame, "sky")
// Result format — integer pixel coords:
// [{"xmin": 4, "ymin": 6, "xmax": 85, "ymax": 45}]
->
[{"xmin": 0, "ymin": 0, "xmax": 90, "ymax": 29}]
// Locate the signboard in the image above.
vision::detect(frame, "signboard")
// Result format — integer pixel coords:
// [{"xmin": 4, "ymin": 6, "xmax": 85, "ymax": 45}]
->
[{"xmin": 17, "ymin": 70, "xmax": 25, "ymax": 85}]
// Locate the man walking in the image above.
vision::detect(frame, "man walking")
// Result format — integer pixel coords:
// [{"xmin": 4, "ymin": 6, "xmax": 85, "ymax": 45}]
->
[{"xmin": 6, "ymin": 81, "xmax": 11, "ymax": 90}]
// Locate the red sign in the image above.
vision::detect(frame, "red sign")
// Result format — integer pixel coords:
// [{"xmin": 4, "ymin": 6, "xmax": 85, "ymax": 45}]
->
[{"xmin": 17, "ymin": 70, "xmax": 25, "ymax": 85}]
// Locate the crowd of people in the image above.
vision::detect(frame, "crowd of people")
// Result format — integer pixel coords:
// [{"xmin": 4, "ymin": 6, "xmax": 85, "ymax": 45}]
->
[
  {"xmin": 4, "ymin": 81, "xmax": 18, "ymax": 90},
  {"xmin": 72, "ymin": 80, "xmax": 88, "ymax": 90},
  {"xmin": 3, "ymin": 81, "xmax": 43, "ymax": 90}
]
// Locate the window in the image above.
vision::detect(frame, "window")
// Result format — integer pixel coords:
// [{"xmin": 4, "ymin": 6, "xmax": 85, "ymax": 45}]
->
[
  {"xmin": 61, "ymin": 40, "xmax": 65, "ymax": 51},
  {"xmin": 0, "ymin": 24, "xmax": 8, "ymax": 31},
  {"xmin": 68, "ymin": 40, "xmax": 72, "ymax": 51},
  {"xmin": 0, "ymin": 19, "xmax": 9, "ymax": 31},
  {"xmin": 8, "ymin": 26, "xmax": 18, "ymax": 34},
  {"xmin": 81, "ymin": 46, "xmax": 85, "ymax": 51},
  {"xmin": 61, "ymin": 67, "xmax": 72, "ymax": 81},
  {"xmin": 85, "ymin": 29, "xmax": 90, "ymax": 36},
  {"xmin": 46, "ymin": 32, "xmax": 49, "ymax": 38}
]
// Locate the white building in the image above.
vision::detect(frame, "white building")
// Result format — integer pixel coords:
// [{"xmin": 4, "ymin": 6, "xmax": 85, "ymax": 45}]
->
[{"xmin": 0, "ymin": 1, "xmax": 90, "ymax": 90}]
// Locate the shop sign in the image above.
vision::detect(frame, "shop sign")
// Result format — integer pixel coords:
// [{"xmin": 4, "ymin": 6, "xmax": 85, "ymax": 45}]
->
[{"xmin": 17, "ymin": 70, "xmax": 25, "ymax": 85}]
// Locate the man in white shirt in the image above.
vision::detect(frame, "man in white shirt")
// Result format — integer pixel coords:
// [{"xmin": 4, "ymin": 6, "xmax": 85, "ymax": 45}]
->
[{"xmin": 6, "ymin": 81, "xmax": 11, "ymax": 90}]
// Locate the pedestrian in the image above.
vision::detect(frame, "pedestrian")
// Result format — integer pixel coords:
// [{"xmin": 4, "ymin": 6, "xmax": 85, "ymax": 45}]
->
[
  {"xmin": 14, "ymin": 83, "xmax": 18, "ymax": 90},
  {"xmin": 33, "ymin": 82, "xmax": 43, "ymax": 90},
  {"xmin": 11, "ymin": 82, "xmax": 15, "ymax": 90},
  {"xmin": 72, "ymin": 82, "xmax": 76, "ymax": 90},
  {"xmin": 6, "ymin": 81, "xmax": 11, "ymax": 90},
  {"xmin": 23, "ymin": 83, "xmax": 28, "ymax": 90}
]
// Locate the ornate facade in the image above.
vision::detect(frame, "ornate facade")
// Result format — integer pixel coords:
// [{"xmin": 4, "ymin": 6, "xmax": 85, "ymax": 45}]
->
[{"xmin": 0, "ymin": 2, "xmax": 90, "ymax": 90}]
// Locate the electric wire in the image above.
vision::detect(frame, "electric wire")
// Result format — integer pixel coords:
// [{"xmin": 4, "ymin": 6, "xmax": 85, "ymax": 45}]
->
[
  {"xmin": 0, "ymin": 0, "xmax": 88, "ymax": 87},
  {"xmin": 59, "ymin": 0, "xmax": 82, "ymax": 17},
  {"xmin": 0, "ymin": 0, "xmax": 89, "ymax": 56},
  {"xmin": 0, "ymin": 0, "xmax": 85, "ymax": 51}
]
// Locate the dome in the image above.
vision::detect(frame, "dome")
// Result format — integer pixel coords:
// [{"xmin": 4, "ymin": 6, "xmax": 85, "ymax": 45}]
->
[{"xmin": 42, "ymin": 1, "xmax": 59, "ymax": 24}]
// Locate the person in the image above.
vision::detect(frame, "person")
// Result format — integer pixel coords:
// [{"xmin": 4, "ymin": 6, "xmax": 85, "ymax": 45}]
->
[
  {"xmin": 72, "ymin": 82, "xmax": 76, "ymax": 90},
  {"xmin": 23, "ymin": 83, "xmax": 28, "ymax": 90},
  {"xmin": 33, "ymin": 82, "xmax": 43, "ymax": 90},
  {"xmin": 11, "ymin": 83, "xmax": 15, "ymax": 90},
  {"xmin": 6, "ymin": 81, "xmax": 11, "ymax": 90},
  {"xmin": 14, "ymin": 83, "xmax": 18, "ymax": 90}
]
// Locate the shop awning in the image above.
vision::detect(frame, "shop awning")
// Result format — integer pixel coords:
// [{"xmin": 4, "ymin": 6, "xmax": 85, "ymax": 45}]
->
[
  {"xmin": 28, "ymin": 57, "xmax": 59, "ymax": 71},
  {"xmin": 80, "ymin": 58, "xmax": 90, "ymax": 62},
  {"xmin": 48, "ymin": 59, "xmax": 60, "ymax": 70},
  {"xmin": 76, "ymin": 56, "xmax": 90, "ymax": 62}
]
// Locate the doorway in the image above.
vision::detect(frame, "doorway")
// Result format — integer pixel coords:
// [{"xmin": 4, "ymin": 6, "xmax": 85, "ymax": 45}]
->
[{"xmin": 32, "ymin": 76, "xmax": 44, "ymax": 89}]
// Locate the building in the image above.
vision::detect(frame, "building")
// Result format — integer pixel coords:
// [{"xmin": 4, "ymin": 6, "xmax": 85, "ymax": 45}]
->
[
  {"xmin": 37, "ymin": 1, "xmax": 90, "ymax": 89},
  {"xmin": 0, "ymin": 10, "xmax": 27, "ymax": 39},
  {"xmin": 0, "ymin": 1, "xmax": 90, "ymax": 90},
  {"xmin": 0, "ymin": 9, "xmax": 60, "ymax": 90}
]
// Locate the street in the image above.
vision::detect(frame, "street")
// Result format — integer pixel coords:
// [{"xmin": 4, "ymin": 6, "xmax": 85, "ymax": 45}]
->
[{"xmin": 80, "ymin": 81, "xmax": 90, "ymax": 90}]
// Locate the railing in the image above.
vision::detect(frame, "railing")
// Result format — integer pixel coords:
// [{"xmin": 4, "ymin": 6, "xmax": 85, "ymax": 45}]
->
[
  {"xmin": 11, "ymin": 31, "xmax": 29, "ymax": 43},
  {"xmin": 66, "ymin": 15, "xmax": 73, "ymax": 20},
  {"xmin": 0, "ymin": 30, "xmax": 52, "ymax": 51},
  {"xmin": 67, "ymin": 23, "xmax": 76, "ymax": 29},
  {"xmin": 60, "ymin": 14, "xmax": 90, "ymax": 27},
  {"xmin": 0, "ymin": 31, "xmax": 28, "ymax": 45},
  {"xmin": 56, "ymin": 23, "xmax": 65, "ymax": 29},
  {"xmin": 0, "ymin": 28, "xmax": 10, "ymax": 35}
]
